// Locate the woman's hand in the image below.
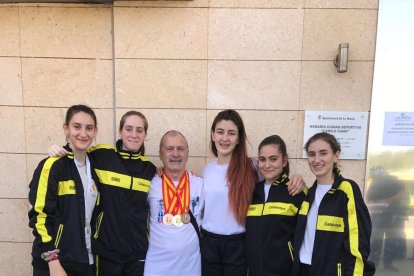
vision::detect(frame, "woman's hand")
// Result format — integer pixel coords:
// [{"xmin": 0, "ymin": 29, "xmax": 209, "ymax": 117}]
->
[
  {"xmin": 48, "ymin": 259, "xmax": 67, "ymax": 276},
  {"xmin": 48, "ymin": 144, "xmax": 69, "ymax": 157},
  {"xmin": 287, "ymin": 173, "xmax": 306, "ymax": 196}
]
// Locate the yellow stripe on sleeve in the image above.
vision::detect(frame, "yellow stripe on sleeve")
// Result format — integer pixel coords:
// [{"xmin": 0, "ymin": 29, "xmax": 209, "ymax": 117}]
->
[
  {"xmin": 299, "ymin": 201, "xmax": 309, "ymax": 215},
  {"xmin": 339, "ymin": 181, "xmax": 364, "ymax": 275},
  {"xmin": 34, "ymin": 157, "xmax": 59, "ymax": 243}
]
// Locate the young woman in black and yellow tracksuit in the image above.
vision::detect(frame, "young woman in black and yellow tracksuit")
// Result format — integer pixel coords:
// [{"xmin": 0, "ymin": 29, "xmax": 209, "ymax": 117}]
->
[
  {"xmin": 292, "ymin": 132, "xmax": 375, "ymax": 276},
  {"xmin": 246, "ymin": 135, "xmax": 307, "ymax": 276},
  {"xmin": 49, "ymin": 111, "xmax": 156, "ymax": 276},
  {"xmin": 90, "ymin": 138, "xmax": 156, "ymax": 275},
  {"xmin": 29, "ymin": 105, "xmax": 99, "ymax": 276}
]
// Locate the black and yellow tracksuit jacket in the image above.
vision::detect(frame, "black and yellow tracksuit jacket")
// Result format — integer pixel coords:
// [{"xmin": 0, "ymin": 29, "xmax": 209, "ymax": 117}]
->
[
  {"xmin": 28, "ymin": 145, "xmax": 99, "ymax": 270},
  {"xmin": 292, "ymin": 169, "xmax": 376, "ymax": 276},
  {"xmin": 91, "ymin": 140, "xmax": 156, "ymax": 263},
  {"xmin": 246, "ymin": 173, "xmax": 307, "ymax": 276}
]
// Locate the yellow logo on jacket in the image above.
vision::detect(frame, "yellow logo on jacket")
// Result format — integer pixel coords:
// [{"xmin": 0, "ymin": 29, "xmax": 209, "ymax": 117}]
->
[
  {"xmin": 246, "ymin": 202, "xmax": 298, "ymax": 216},
  {"xmin": 247, "ymin": 204, "xmax": 264, "ymax": 216},
  {"xmin": 263, "ymin": 202, "xmax": 298, "ymax": 216},
  {"xmin": 317, "ymin": 215, "xmax": 345, "ymax": 232},
  {"xmin": 58, "ymin": 180, "xmax": 76, "ymax": 195}
]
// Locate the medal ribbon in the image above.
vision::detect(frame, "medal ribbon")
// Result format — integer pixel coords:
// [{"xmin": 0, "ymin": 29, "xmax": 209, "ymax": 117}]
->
[{"xmin": 162, "ymin": 171, "xmax": 190, "ymax": 215}]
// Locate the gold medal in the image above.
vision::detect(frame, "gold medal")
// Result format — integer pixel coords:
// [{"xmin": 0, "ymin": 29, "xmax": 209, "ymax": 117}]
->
[
  {"xmin": 162, "ymin": 213, "xmax": 173, "ymax": 225},
  {"xmin": 180, "ymin": 212, "xmax": 191, "ymax": 224},
  {"xmin": 172, "ymin": 214, "xmax": 183, "ymax": 227}
]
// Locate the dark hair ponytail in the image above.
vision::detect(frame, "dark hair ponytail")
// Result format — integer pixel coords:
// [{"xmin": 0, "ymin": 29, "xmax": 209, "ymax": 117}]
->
[{"xmin": 259, "ymin": 135, "xmax": 289, "ymax": 175}]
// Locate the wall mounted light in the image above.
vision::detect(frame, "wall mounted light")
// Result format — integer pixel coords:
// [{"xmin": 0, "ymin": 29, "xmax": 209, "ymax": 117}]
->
[{"xmin": 333, "ymin": 43, "xmax": 349, "ymax": 73}]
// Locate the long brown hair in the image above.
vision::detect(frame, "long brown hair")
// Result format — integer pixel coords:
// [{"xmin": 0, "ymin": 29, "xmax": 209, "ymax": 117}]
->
[{"xmin": 210, "ymin": 110, "xmax": 258, "ymax": 225}]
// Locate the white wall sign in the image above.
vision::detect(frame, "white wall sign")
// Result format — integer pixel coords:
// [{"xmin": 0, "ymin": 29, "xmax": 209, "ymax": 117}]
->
[
  {"xmin": 303, "ymin": 111, "xmax": 369, "ymax": 159},
  {"xmin": 383, "ymin": 112, "xmax": 414, "ymax": 146}
]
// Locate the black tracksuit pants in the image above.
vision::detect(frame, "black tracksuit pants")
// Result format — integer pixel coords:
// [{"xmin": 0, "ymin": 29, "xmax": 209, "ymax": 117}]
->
[{"xmin": 201, "ymin": 228, "xmax": 247, "ymax": 276}]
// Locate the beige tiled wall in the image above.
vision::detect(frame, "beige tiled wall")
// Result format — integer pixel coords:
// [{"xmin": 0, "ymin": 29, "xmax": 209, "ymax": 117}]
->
[
  {"xmin": 114, "ymin": 7, "xmax": 208, "ymax": 59},
  {"xmin": 0, "ymin": 106, "xmax": 26, "ymax": 153},
  {"xmin": 116, "ymin": 59, "xmax": 208, "ymax": 108},
  {"xmin": 208, "ymin": 8, "xmax": 303, "ymax": 60},
  {"xmin": 300, "ymin": 61, "xmax": 374, "ymax": 110},
  {"xmin": 208, "ymin": 61, "xmax": 301, "ymax": 110},
  {"xmin": 19, "ymin": 6, "xmax": 112, "ymax": 58},
  {"xmin": 209, "ymin": 0, "xmax": 304, "ymax": 8},
  {"xmin": 0, "ymin": 0, "xmax": 378, "ymax": 272},
  {"xmin": 0, "ymin": 242, "xmax": 32, "ymax": 276},
  {"xmin": 22, "ymin": 58, "xmax": 113, "ymax": 107},
  {"xmin": 0, "ymin": 154, "xmax": 29, "ymax": 198},
  {"xmin": 0, "ymin": 57, "xmax": 23, "ymax": 105},
  {"xmin": 0, "ymin": 7, "xmax": 20, "ymax": 57}
]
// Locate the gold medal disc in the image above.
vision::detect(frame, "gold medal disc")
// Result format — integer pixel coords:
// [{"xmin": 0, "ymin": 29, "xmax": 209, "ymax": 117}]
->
[{"xmin": 162, "ymin": 213, "xmax": 174, "ymax": 225}]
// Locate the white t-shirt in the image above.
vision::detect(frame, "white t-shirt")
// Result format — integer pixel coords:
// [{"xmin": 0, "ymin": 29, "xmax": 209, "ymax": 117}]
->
[
  {"xmin": 264, "ymin": 183, "xmax": 272, "ymax": 202},
  {"xmin": 75, "ymin": 156, "xmax": 97, "ymax": 265},
  {"xmin": 144, "ymin": 171, "xmax": 203, "ymax": 276},
  {"xmin": 299, "ymin": 183, "xmax": 332, "ymax": 264},
  {"xmin": 201, "ymin": 160, "xmax": 245, "ymax": 235}
]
